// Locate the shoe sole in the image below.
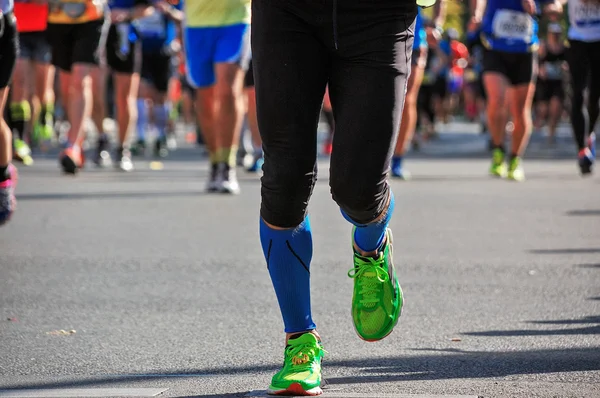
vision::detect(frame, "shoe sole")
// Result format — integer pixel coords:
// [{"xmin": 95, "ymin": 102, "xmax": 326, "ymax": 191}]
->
[
  {"xmin": 267, "ymin": 383, "xmax": 323, "ymax": 396},
  {"xmin": 60, "ymin": 155, "xmax": 78, "ymax": 175}
]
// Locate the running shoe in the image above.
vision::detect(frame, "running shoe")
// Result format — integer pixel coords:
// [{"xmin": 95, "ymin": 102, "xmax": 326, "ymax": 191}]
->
[
  {"xmin": 0, "ymin": 165, "xmax": 18, "ymax": 226},
  {"xmin": 154, "ymin": 136, "xmax": 169, "ymax": 158},
  {"xmin": 507, "ymin": 156, "xmax": 525, "ymax": 182},
  {"xmin": 130, "ymin": 139, "xmax": 146, "ymax": 157},
  {"xmin": 391, "ymin": 156, "xmax": 410, "ymax": 180},
  {"xmin": 94, "ymin": 134, "xmax": 112, "ymax": 167},
  {"xmin": 578, "ymin": 148, "xmax": 594, "ymax": 175},
  {"xmin": 588, "ymin": 132, "xmax": 596, "ymax": 159},
  {"xmin": 489, "ymin": 148, "xmax": 507, "ymax": 178},
  {"xmin": 268, "ymin": 333, "xmax": 325, "ymax": 396},
  {"xmin": 246, "ymin": 155, "xmax": 264, "ymax": 173},
  {"xmin": 219, "ymin": 163, "xmax": 241, "ymax": 195},
  {"xmin": 348, "ymin": 228, "xmax": 403, "ymax": 342},
  {"xmin": 13, "ymin": 139, "xmax": 33, "ymax": 166},
  {"xmin": 115, "ymin": 146, "xmax": 134, "ymax": 172},
  {"xmin": 59, "ymin": 146, "xmax": 84, "ymax": 174},
  {"xmin": 206, "ymin": 163, "xmax": 220, "ymax": 192}
]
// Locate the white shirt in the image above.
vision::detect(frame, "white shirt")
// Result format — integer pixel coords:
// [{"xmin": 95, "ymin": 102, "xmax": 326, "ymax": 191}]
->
[{"xmin": 568, "ymin": 0, "xmax": 600, "ymax": 42}]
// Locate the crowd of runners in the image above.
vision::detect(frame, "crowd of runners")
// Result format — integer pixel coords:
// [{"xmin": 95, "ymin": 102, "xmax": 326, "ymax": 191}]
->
[{"xmin": 0, "ymin": 0, "xmax": 599, "ymax": 396}]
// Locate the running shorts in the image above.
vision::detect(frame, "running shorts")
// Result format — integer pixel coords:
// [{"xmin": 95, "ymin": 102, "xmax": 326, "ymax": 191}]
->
[
  {"xmin": 0, "ymin": 11, "xmax": 18, "ymax": 89},
  {"xmin": 184, "ymin": 23, "xmax": 251, "ymax": 88},
  {"xmin": 18, "ymin": 31, "xmax": 51, "ymax": 63},
  {"xmin": 47, "ymin": 19, "xmax": 104, "ymax": 72},
  {"xmin": 105, "ymin": 24, "xmax": 140, "ymax": 74},
  {"xmin": 141, "ymin": 52, "xmax": 172, "ymax": 92},
  {"xmin": 483, "ymin": 49, "xmax": 537, "ymax": 86}
]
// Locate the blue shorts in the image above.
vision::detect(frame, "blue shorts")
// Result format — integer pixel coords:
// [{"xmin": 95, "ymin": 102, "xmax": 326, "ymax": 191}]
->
[{"xmin": 184, "ymin": 23, "xmax": 251, "ymax": 88}]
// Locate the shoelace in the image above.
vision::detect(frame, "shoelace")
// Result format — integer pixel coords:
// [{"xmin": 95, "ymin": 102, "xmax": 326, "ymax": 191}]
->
[
  {"xmin": 348, "ymin": 254, "xmax": 389, "ymax": 306},
  {"xmin": 286, "ymin": 342, "xmax": 324, "ymax": 370}
]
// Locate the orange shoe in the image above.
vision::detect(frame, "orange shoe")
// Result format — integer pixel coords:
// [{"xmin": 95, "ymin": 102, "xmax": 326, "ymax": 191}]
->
[{"xmin": 59, "ymin": 146, "xmax": 84, "ymax": 174}]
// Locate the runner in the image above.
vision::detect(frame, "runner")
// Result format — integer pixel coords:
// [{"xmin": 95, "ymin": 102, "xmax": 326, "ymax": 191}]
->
[
  {"xmin": 47, "ymin": 0, "xmax": 106, "ymax": 173},
  {"xmin": 565, "ymin": 0, "xmax": 600, "ymax": 175},
  {"xmin": 98, "ymin": 0, "xmax": 154, "ymax": 171},
  {"xmin": 537, "ymin": 23, "xmax": 567, "ymax": 144},
  {"xmin": 0, "ymin": 0, "xmax": 18, "ymax": 225},
  {"xmin": 253, "ymin": 0, "xmax": 431, "ymax": 395},
  {"xmin": 183, "ymin": 0, "xmax": 251, "ymax": 194},
  {"xmin": 10, "ymin": 0, "xmax": 54, "ymax": 165},
  {"xmin": 391, "ymin": 3, "xmax": 445, "ymax": 180},
  {"xmin": 471, "ymin": 0, "xmax": 563, "ymax": 181},
  {"xmin": 133, "ymin": 0, "xmax": 182, "ymax": 158},
  {"xmin": 243, "ymin": 59, "xmax": 263, "ymax": 172}
]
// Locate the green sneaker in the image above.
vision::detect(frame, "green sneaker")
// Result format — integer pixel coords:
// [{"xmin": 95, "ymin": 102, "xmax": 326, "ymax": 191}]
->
[
  {"xmin": 507, "ymin": 156, "xmax": 525, "ymax": 182},
  {"xmin": 13, "ymin": 139, "xmax": 33, "ymax": 166},
  {"xmin": 268, "ymin": 333, "xmax": 325, "ymax": 396},
  {"xmin": 348, "ymin": 228, "xmax": 403, "ymax": 342},
  {"xmin": 489, "ymin": 148, "xmax": 507, "ymax": 178}
]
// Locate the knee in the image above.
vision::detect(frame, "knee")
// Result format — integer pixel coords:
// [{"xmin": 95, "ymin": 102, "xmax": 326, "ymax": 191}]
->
[
  {"xmin": 330, "ymin": 167, "xmax": 390, "ymax": 225},
  {"xmin": 261, "ymin": 155, "xmax": 316, "ymax": 228},
  {"xmin": 215, "ymin": 85, "xmax": 236, "ymax": 106}
]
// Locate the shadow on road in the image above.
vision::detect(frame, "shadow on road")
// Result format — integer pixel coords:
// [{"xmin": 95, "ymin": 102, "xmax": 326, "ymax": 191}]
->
[
  {"xmin": 530, "ymin": 248, "xmax": 600, "ymax": 254},
  {"xmin": 576, "ymin": 263, "xmax": 600, "ymax": 269},
  {"xmin": 565, "ymin": 209, "xmax": 600, "ymax": 216},
  {"xmin": 462, "ymin": 315, "xmax": 600, "ymax": 337},
  {"xmin": 2, "ymin": 347, "xmax": 599, "ymax": 394}
]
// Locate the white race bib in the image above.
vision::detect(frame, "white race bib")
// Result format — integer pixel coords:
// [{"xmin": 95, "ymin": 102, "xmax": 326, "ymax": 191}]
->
[
  {"xmin": 492, "ymin": 9, "xmax": 533, "ymax": 42},
  {"xmin": 134, "ymin": 11, "xmax": 165, "ymax": 38}
]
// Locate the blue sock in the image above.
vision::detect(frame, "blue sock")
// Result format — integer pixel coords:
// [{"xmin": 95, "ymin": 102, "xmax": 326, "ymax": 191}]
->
[
  {"xmin": 341, "ymin": 192, "xmax": 395, "ymax": 253},
  {"xmin": 391, "ymin": 156, "xmax": 403, "ymax": 173},
  {"xmin": 153, "ymin": 103, "xmax": 170, "ymax": 139},
  {"xmin": 260, "ymin": 217, "xmax": 316, "ymax": 333},
  {"xmin": 136, "ymin": 99, "xmax": 147, "ymax": 140}
]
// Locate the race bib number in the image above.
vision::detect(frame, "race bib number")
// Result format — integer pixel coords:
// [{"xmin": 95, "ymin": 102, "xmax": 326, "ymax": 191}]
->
[
  {"xmin": 492, "ymin": 9, "xmax": 533, "ymax": 42},
  {"xmin": 134, "ymin": 11, "xmax": 165, "ymax": 38},
  {"xmin": 572, "ymin": 2, "xmax": 600, "ymax": 27}
]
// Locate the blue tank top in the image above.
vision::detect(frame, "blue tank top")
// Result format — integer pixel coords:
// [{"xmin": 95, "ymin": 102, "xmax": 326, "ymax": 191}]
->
[
  {"xmin": 0, "ymin": 0, "xmax": 13, "ymax": 13},
  {"xmin": 481, "ymin": 0, "xmax": 550, "ymax": 53},
  {"xmin": 413, "ymin": 8, "xmax": 427, "ymax": 51},
  {"xmin": 134, "ymin": 4, "xmax": 181, "ymax": 53}
]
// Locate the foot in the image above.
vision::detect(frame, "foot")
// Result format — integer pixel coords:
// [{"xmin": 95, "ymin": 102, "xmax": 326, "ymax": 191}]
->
[
  {"xmin": 154, "ymin": 136, "xmax": 169, "ymax": 158},
  {"xmin": 391, "ymin": 156, "xmax": 410, "ymax": 180},
  {"xmin": 219, "ymin": 163, "xmax": 241, "ymax": 195},
  {"xmin": 246, "ymin": 155, "xmax": 264, "ymax": 173},
  {"xmin": 267, "ymin": 333, "xmax": 325, "ymax": 396},
  {"xmin": 115, "ymin": 147, "xmax": 134, "ymax": 172},
  {"xmin": 588, "ymin": 132, "xmax": 596, "ymax": 159},
  {"xmin": 348, "ymin": 228, "xmax": 403, "ymax": 342},
  {"xmin": 13, "ymin": 139, "xmax": 33, "ymax": 166},
  {"xmin": 206, "ymin": 163, "xmax": 220, "ymax": 193},
  {"xmin": 578, "ymin": 148, "xmax": 594, "ymax": 176},
  {"xmin": 59, "ymin": 146, "xmax": 84, "ymax": 174},
  {"xmin": 130, "ymin": 139, "xmax": 146, "ymax": 157},
  {"xmin": 94, "ymin": 134, "xmax": 112, "ymax": 167},
  {"xmin": 489, "ymin": 148, "xmax": 507, "ymax": 178},
  {"xmin": 0, "ymin": 165, "xmax": 18, "ymax": 226},
  {"xmin": 507, "ymin": 156, "xmax": 525, "ymax": 182}
]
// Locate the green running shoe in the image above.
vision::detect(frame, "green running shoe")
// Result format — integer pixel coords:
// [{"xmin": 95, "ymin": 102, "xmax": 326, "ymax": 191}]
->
[
  {"xmin": 507, "ymin": 156, "xmax": 525, "ymax": 182},
  {"xmin": 13, "ymin": 139, "xmax": 33, "ymax": 166},
  {"xmin": 348, "ymin": 228, "xmax": 403, "ymax": 342},
  {"xmin": 489, "ymin": 148, "xmax": 507, "ymax": 178},
  {"xmin": 268, "ymin": 333, "xmax": 325, "ymax": 396}
]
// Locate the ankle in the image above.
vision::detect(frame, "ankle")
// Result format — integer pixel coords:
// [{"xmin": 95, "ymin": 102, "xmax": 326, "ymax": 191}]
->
[
  {"xmin": 354, "ymin": 235, "xmax": 386, "ymax": 258},
  {"xmin": 286, "ymin": 330, "xmax": 321, "ymax": 344}
]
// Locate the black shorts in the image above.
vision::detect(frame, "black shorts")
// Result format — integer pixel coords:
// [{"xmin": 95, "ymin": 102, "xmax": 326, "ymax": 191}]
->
[
  {"xmin": 483, "ymin": 49, "xmax": 537, "ymax": 86},
  {"xmin": 18, "ymin": 31, "xmax": 51, "ymax": 63},
  {"xmin": 432, "ymin": 75, "xmax": 447, "ymax": 98},
  {"xmin": 244, "ymin": 59, "xmax": 254, "ymax": 88},
  {"xmin": 0, "ymin": 12, "xmax": 18, "ymax": 89},
  {"xmin": 47, "ymin": 19, "xmax": 104, "ymax": 72},
  {"xmin": 105, "ymin": 24, "xmax": 140, "ymax": 74},
  {"xmin": 141, "ymin": 52, "xmax": 171, "ymax": 92}
]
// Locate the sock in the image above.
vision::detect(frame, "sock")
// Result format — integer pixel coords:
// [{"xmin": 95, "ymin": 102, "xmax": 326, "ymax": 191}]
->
[
  {"xmin": 209, "ymin": 151, "xmax": 217, "ymax": 164},
  {"xmin": 40, "ymin": 102, "xmax": 55, "ymax": 127},
  {"xmin": 391, "ymin": 156, "xmax": 403, "ymax": 171},
  {"xmin": 260, "ymin": 217, "xmax": 316, "ymax": 333},
  {"xmin": 10, "ymin": 101, "xmax": 31, "ymax": 141},
  {"xmin": 217, "ymin": 146, "xmax": 238, "ymax": 168},
  {"xmin": 153, "ymin": 103, "xmax": 170, "ymax": 139},
  {"xmin": 342, "ymin": 192, "xmax": 395, "ymax": 253},
  {"xmin": 493, "ymin": 144, "xmax": 505, "ymax": 153},
  {"xmin": 136, "ymin": 99, "xmax": 148, "ymax": 141},
  {"xmin": 0, "ymin": 165, "xmax": 9, "ymax": 182}
]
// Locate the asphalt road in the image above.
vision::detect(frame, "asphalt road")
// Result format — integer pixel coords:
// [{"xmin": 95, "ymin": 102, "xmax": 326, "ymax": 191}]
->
[{"xmin": 1, "ymin": 128, "xmax": 599, "ymax": 398}]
